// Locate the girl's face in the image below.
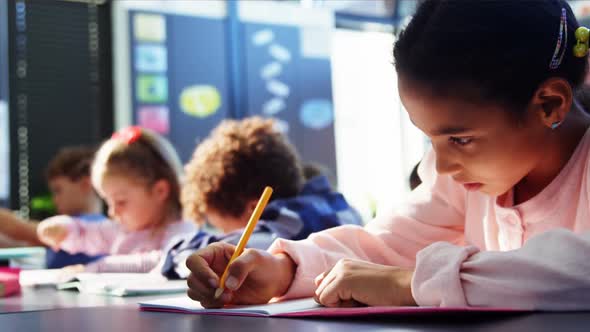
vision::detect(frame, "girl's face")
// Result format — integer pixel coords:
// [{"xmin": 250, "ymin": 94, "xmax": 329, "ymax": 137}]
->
[
  {"xmin": 100, "ymin": 174, "xmax": 169, "ymax": 231},
  {"xmin": 399, "ymin": 79, "xmax": 550, "ymax": 197}
]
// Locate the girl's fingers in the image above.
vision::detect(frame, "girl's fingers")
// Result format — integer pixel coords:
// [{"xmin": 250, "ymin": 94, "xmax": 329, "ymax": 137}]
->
[
  {"xmin": 314, "ymin": 271, "xmax": 328, "ymax": 287},
  {"xmin": 186, "ymin": 252, "xmax": 220, "ymax": 286},
  {"xmin": 225, "ymin": 249, "xmax": 261, "ymax": 291},
  {"xmin": 314, "ymin": 269, "xmax": 337, "ymax": 301},
  {"xmin": 199, "ymin": 289, "xmax": 232, "ymax": 309},
  {"xmin": 186, "ymin": 273, "xmax": 216, "ymax": 300},
  {"xmin": 317, "ymin": 278, "xmax": 349, "ymax": 307}
]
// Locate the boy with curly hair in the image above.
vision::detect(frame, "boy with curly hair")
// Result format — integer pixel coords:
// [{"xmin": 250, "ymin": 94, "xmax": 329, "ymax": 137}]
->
[{"xmin": 160, "ymin": 116, "xmax": 362, "ymax": 279}]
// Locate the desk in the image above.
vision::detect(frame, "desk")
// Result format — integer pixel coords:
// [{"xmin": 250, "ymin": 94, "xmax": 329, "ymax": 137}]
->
[
  {"xmin": 1, "ymin": 289, "xmax": 589, "ymax": 331},
  {"xmin": 0, "ymin": 306, "xmax": 589, "ymax": 332},
  {"xmin": 0, "ymin": 287, "xmax": 175, "ymax": 313}
]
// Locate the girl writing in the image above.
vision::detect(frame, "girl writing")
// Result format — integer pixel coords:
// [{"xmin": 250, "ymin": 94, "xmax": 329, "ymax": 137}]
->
[{"xmin": 185, "ymin": 0, "xmax": 590, "ymax": 310}]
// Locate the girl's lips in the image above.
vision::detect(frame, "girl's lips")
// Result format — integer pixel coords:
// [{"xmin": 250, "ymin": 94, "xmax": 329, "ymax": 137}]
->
[{"xmin": 463, "ymin": 183, "xmax": 483, "ymax": 191}]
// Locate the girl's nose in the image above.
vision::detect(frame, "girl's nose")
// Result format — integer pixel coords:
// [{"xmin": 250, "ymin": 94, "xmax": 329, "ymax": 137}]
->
[{"xmin": 435, "ymin": 152, "xmax": 461, "ymax": 176}]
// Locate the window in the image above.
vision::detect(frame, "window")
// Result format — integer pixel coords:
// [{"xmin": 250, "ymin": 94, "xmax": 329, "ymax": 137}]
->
[{"xmin": 332, "ymin": 28, "xmax": 426, "ymax": 220}]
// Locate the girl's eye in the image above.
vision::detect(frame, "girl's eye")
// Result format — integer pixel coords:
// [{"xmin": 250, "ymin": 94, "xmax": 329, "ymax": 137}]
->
[{"xmin": 449, "ymin": 136, "xmax": 473, "ymax": 146}]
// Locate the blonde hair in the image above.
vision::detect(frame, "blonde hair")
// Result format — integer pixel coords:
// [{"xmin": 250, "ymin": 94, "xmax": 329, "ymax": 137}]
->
[{"xmin": 92, "ymin": 127, "xmax": 184, "ymax": 219}]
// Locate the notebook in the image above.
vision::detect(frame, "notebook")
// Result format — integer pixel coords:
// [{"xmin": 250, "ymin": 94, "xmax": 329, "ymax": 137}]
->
[
  {"xmin": 19, "ymin": 270, "xmax": 187, "ymax": 297},
  {"xmin": 138, "ymin": 296, "xmax": 526, "ymax": 318},
  {"xmin": 19, "ymin": 268, "xmax": 79, "ymax": 287}
]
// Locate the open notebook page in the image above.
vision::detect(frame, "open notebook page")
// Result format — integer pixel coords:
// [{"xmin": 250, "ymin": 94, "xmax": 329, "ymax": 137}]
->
[
  {"xmin": 140, "ymin": 296, "xmax": 320, "ymax": 316},
  {"xmin": 139, "ymin": 296, "xmax": 526, "ymax": 318}
]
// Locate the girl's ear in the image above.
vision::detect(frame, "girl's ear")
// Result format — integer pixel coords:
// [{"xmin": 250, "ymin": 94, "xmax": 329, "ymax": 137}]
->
[
  {"xmin": 151, "ymin": 179, "xmax": 171, "ymax": 203},
  {"xmin": 529, "ymin": 77, "xmax": 572, "ymax": 129}
]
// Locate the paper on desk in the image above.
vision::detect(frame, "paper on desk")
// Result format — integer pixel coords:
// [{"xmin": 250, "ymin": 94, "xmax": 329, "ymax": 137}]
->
[
  {"xmin": 138, "ymin": 296, "xmax": 527, "ymax": 318},
  {"xmin": 74, "ymin": 273, "xmax": 187, "ymax": 296},
  {"xmin": 19, "ymin": 269, "xmax": 75, "ymax": 287},
  {"xmin": 19, "ymin": 270, "xmax": 187, "ymax": 297}
]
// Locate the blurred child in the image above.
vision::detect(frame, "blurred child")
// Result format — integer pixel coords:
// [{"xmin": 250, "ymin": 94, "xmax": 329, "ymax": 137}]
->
[
  {"xmin": 0, "ymin": 146, "xmax": 102, "ymax": 246},
  {"xmin": 159, "ymin": 117, "xmax": 362, "ymax": 279},
  {"xmin": 0, "ymin": 146, "xmax": 106, "ymax": 268},
  {"xmin": 43, "ymin": 146, "xmax": 106, "ymax": 268},
  {"xmin": 37, "ymin": 126, "xmax": 196, "ymax": 272},
  {"xmin": 45, "ymin": 146, "xmax": 103, "ymax": 220},
  {"xmin": 186, "ymin": 1, "xmax": 590, "ymax": 310}
]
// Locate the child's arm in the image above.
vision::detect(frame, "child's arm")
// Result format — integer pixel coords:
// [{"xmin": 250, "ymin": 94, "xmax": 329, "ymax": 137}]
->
[
  {"xmin": 413, "ymin": 229, "xmax": 590, "ymax": 310},
  {"xmin": 83, "ymin": 250, "xmax": 162, "ymax": 273},
  {"xmin": 37, "ymin": 215, "xmax": 115, "ymax": 256},
  {"xmin": 77, "ymin": 222, "xmax": 195, "ymax": 273},
  {"xmin": 267, "ymin": 148, "xmax": 466, "ymax": 300},
  {"xmin": 0, "ymin": 208, "xmax": 43, "ymax": 245}
]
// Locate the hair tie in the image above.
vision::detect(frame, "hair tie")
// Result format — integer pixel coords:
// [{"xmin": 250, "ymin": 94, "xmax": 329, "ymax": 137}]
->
[
  {"xmin": 111, "ymin": 126, "xmax": 143, "ymax": 145},
  {"xmin": 550, "ymin": 8, "xmax": 568, "ymax": 69},
  {"xmin": 574, "ymin": 27, "xmax": 590, "ymax": 58}
]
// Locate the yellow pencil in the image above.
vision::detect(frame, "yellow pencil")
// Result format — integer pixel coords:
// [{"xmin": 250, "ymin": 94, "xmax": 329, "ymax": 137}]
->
[{"xmin": 214, "ymin": 186, "xmax": 273, "ymax": 299}]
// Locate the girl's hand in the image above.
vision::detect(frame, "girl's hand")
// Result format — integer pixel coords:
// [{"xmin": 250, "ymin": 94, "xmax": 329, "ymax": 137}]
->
[
  {"xmin": 185, "ymin": 242, "xmax": 296, "ymax": 308},
  {"xmin": 314, "ymin": 259, "xmax": 417, "ymax": 307},
  {"xmin": 37, "ymin": 220, "xmax": 69, "ymax": 251}
]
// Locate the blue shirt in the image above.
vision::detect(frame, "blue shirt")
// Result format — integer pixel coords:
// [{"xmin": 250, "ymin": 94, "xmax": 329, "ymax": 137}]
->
[{"xmin": 161, "ymin": 176, "xmax": 363, "ymax": 279}]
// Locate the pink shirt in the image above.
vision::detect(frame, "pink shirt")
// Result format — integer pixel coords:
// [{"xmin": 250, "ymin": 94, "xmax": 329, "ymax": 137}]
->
[
  {"xmin": 269, "ymin": 128, "xmax": 590, "ymax": 310},
  {"xmin": 47, "ymin": 217, "xmax": 196, "ymax": 272}
]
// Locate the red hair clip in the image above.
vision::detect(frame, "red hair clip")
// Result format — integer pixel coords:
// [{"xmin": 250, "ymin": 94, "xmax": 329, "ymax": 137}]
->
[{"xmin": 111, "ymin": 126, "xmax": 143, "ymax": 144}]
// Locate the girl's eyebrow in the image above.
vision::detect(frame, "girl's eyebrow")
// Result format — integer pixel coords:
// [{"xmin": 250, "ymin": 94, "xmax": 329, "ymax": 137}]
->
[
  {"xmin": 408, "ymin": 117, "xmax": 473, "ymax": 137},
  {"xmin": 431, "ymin": 126, "xmax": 472, "ymax": 136}
]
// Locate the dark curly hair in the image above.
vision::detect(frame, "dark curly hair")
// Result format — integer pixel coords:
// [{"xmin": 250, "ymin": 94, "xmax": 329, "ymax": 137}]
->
[
  {"xmin": 182, "ymin": 116, "xmax": 304, "ymax": 223},
  {"xmin": 393, "ymin": 0, "xmax": 588, "ymax": 115}
]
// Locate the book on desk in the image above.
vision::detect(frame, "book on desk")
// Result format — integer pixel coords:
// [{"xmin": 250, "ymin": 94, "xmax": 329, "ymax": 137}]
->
[
  {"xmin": 19, "ymin": 269, "xmax": 187, "ymax": 297},
  {"xmin": 139, "ymin": 296, "xmax": 527, "ymax": 318}
]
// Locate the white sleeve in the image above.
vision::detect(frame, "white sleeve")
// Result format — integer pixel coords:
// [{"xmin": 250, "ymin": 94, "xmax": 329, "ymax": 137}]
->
[{"xmin": 412, "ymin": 228, "xmax": 590, "ymax": 310}]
